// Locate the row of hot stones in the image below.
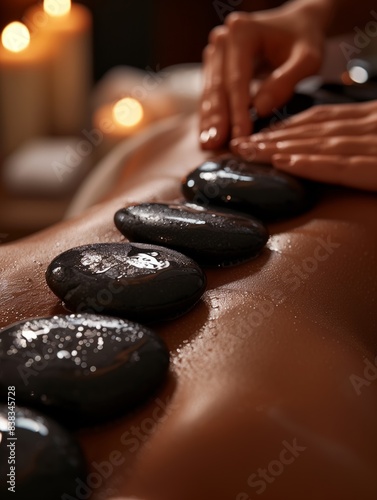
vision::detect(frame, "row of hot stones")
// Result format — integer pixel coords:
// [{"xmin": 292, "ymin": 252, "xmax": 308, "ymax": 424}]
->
[{"xmin": 0, "ymin": 156, "xmax": 313, "ymax": 499}]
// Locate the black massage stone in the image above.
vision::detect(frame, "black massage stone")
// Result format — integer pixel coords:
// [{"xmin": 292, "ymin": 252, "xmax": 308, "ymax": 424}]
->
[
  {"xmin": 252, "ymin": 92, "xmax": 315, "ymax": 132},
  {"xmin": 46, "ymin": 243, "xmax": 206, "ymax": 322},
  {"xmin": 0, "ymin": 405, "xmax": 86, "ymax": 499},
  {"xmin": 114, "ymin": 202, "xmax": 269, "ymax": 266},
  {"xmin": 182, "ymin": 156, "xmax": 311, "ymax": 221},
  {"xmin": 0, "ymin": 314, "xmax": 169, "ymax": 426}
]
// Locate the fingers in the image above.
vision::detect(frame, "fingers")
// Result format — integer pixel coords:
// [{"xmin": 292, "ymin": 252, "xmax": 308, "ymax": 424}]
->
[
  {"xmin": 225, "ymin": 13, "xmax": 254, "ymax": 139},
  {"xmin": 272, "ymin": 154, "xmax": 377, "ymax": 192},
  {"xmin": 231, "ymin": 135, "xmax": 377, "ymax": 163},
  {"xmin": 200, "ymin": 27, "xmax": 229, "ymax": 150},
  {"xmin": 236, "ymin": 115, "xmax": 377, "ymax": 143},
  {"xmin": 254, "ymin": 44, "xmax": 322, "ymax": 117},
  {"xmin": 199, "ymin": 6, "xmax": 330, "ymax": 149},
  {"xmin": 229, "ymin": 99, "xmax": 377, "ymax": 193},
  {"xmin": 200, "ymin": 14, "xmax": 255, "ymax": 150},
  {"xmin": 265, "ymin": 100, "xmax": 375, "ymax": 130}
]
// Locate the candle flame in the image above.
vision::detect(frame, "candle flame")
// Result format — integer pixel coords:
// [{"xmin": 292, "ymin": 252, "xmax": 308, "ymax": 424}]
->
[
  {"xmin": 1, "ymin": 22, "xmax": 30, "ymax": 53},
  {"xmin": 44, "ymin": 0, "xmax": 71, "ymax": 17},
  {"xmin": 113, "ymin": 98, "xmax": 144, "ymax": 128}
]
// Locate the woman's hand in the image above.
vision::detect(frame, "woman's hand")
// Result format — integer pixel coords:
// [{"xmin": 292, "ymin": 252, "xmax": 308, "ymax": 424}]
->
[
  {"xmin": 200, "ymin": 3, "xmax": 326, "ymax": 150},
  {"xmin": 231, "ymin": 100, "xmax": 377, "ymax": 192}
]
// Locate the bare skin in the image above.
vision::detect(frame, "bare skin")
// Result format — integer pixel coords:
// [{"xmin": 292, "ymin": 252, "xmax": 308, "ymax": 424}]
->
[
  {"xmin": 1, "ymin": 118, "xmax": 377, "ymax": 500},
  {"xmin": 200, "ymin": 4, "xmax": 324, "ymax": 144},
  {"xmin": 200, "ymin": 0, "xmax": 377, "ymax": 192},
  {"xmin": 231, "ymin": 100, "xmax": 377, "ymax": 191}
]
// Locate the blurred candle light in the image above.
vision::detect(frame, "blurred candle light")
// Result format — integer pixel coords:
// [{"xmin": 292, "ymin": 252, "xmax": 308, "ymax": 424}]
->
[
  {"xmin": 25, "ymin": 0, "xmax": 92, "ymax": 135},
  {"xmin": 1, "ymin": 22, "xmax": 31, "ymax": 53},
  {"xmin": 93, "ymin": 97, "xmax": 148, "ymax": 157},
  {"xmin": 113, "ymin": 98, "xmax": 144, "ymax": 128},
  {"xmin": 43, "ymin": 0, "xmax": 71, "ymax": 17},
  {"xmin": 0, "ymin": 22, "xmax": 52, "ymax": 156}
]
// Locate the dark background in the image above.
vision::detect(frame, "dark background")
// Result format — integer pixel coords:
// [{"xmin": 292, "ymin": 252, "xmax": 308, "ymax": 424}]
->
[
  {"xmin": 0, "ymin": 0, "xmax": 283, "ymax": 242},
  {"xmin": 0, "ymin": 0, "xmax": 282, "ymax": 81}
]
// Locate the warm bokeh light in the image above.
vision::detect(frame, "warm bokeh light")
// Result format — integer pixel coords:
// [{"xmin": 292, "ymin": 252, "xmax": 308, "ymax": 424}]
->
[
  {"xmin": 44, "ymin": 0, "xmax": 71, "ymax": 17},
  {"xmin": 113, "ymin": 97, "xmax": 144, "ymax": 127},
  {"xmin": 1, "ymin": 22, "xmax": 30, "ymax": 53}
]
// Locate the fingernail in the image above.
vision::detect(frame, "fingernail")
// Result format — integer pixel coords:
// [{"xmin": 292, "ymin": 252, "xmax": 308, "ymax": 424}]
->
[
  {"xmin": 200, "ymin": 126, "xmax": 218, "ymax": 144},
  {"xmin": 202, "ymin": 99, "xmax": 211, "ymax": 112},
  {"xmin": 273, "ymin": 154, "xmax": 293, "ymax": 168},
  {"xmin": 250, "ymin": 132, "xmax": 271, "ymax": 142},
  {"xmin": 230, "ymin": 138, "xmax": 241, "ymax": 148},
  {"xmin": 255, "ymin": 142, "xmax": 269, "ymax": 151},
  {"xmin": 230, "ymin": 136, "xmax": 249, "ymax": 149},
  {"xmin": 239, "ymin": 142, "xmax": 254, "ymax": 153},
  {"xmin": 231, "ymin": 141, "xmax": 258, "ymax": 161},
  {"xmin": 231, "ymin": 139, "xmax": 250, "ymax": 152}
]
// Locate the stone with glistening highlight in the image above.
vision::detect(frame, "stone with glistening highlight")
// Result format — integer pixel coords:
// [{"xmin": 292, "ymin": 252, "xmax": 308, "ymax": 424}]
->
[
  {"xmin": 0, "ymin": 405, "xmax": 86, "ymax": 499},
  {"xmin": 114, "ymin": 202, "xmax": 269, "ymax": 266},
  {"xmin": 46, "ymin": 243, "xmax": 207, "ymax": 322},
  {"xmin": 0, "ymin": 314, "xmax": 169, "ymax": 426},
  {"xmin": 182, "ymin": 156, "xmax": 311, "ymax": 220}
]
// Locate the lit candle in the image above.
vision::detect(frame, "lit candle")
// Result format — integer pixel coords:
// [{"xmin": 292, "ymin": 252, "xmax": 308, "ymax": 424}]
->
[
  {"xmin": 0, "ymin": 22, "xmax": 52, "ymax": 157},
  {"xmin": 113, "ymin": 97, "xmax": 144, "ymax": 128},
  {"xmin": 92, "ymin": 97, "xmax": 148, "ymax": 157},
  {"xmin": 25, "ymin": 0, "xmax": 92, "ymax": 135}
]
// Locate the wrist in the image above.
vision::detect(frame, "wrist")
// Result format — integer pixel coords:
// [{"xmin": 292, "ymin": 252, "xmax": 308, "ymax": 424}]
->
[{"xmin": 282, "ymin": 0, "xmax": 337, "ymax": 34}]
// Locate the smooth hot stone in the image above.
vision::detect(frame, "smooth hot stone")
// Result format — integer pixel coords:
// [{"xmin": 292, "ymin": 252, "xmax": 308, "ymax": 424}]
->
[
  {"xmin": 316, "ymin": 82, "xmax": 377, "ymax": 104},
  {"xmin": 114, "ymin": 203, "xmax": 269, "ymax": 266},
  {"xmin": 253, "ymin": 92, "xmax": 314, "ymax": 133},
  {"xmin": 182, "ymin": 157, "xmax": 311, "ymax": 221},
  {"xmin": 0, "ymin": 405, "xmax": 86, "ymax": 499},
  {"xmin": 0, "ymin": 314, "xmax": 169, "ymax": 426},
  {"xmin": 46, "ymin": 243, "xmax": 206, "ymax": 322}
]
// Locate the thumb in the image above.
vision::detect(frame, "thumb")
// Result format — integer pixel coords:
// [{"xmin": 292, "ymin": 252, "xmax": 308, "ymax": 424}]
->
[{"xmin": 254, "ymin": 45, "xmax": 321, "ymax": 116}]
